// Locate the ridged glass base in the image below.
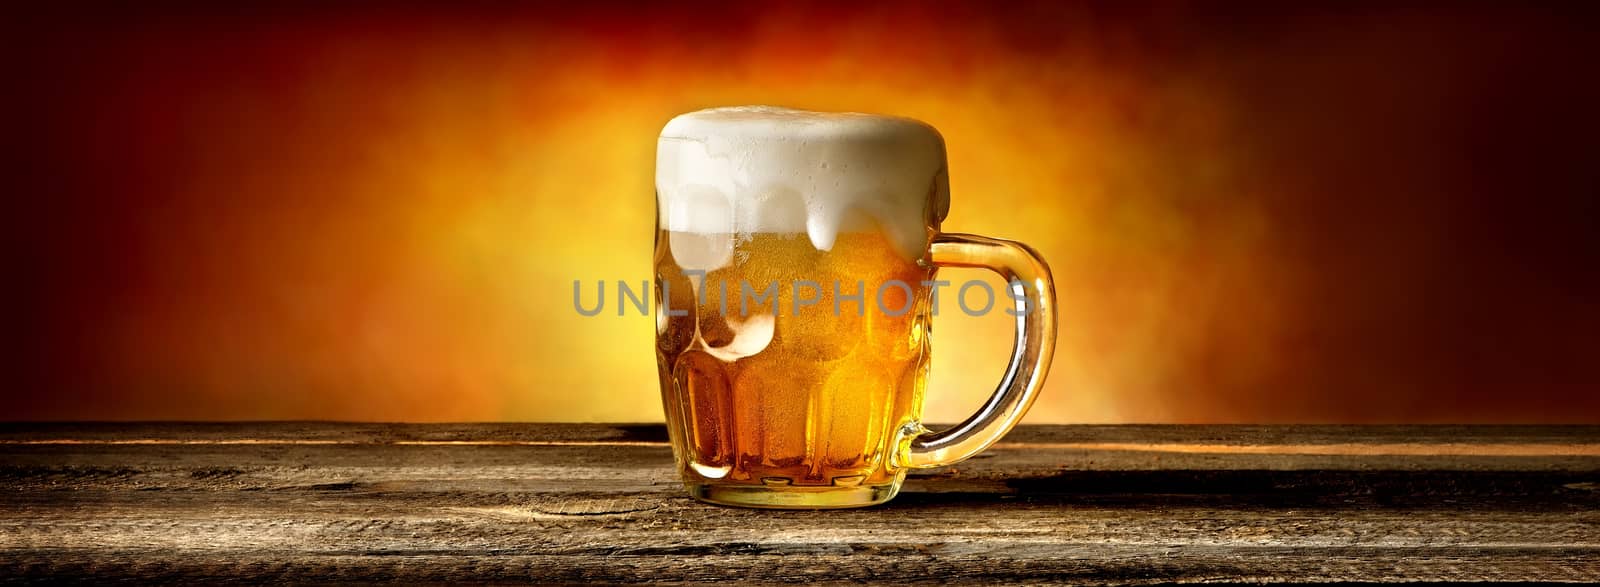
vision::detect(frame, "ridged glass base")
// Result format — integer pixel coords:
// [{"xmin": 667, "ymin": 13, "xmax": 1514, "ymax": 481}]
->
[{"xmin": 687, "ymin": 480, "xmax": 903, "ymax": 509}]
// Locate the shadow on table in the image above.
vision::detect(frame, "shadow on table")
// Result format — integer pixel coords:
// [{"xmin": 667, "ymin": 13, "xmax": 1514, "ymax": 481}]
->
[{"xmin": 889, "ymin": 468, "xmax": 1600, "ymax": 510}]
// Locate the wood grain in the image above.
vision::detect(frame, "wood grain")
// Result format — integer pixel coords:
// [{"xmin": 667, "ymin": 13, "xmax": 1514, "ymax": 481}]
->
[{"xmin": 1, "ymin": 424, "xmax": 1597, "ymax": 583}]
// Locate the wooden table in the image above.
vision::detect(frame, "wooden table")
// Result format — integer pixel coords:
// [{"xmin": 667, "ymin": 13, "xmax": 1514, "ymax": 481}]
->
[{"xmin": 2, "ymin": 423, "xmax": 1597, "ymax": 583}]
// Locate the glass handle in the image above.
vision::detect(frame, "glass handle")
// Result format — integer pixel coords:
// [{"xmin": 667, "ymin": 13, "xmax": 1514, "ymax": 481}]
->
[{"xmin": 902, "ymin": 233, "xmax": 1058, "ymax": 469}]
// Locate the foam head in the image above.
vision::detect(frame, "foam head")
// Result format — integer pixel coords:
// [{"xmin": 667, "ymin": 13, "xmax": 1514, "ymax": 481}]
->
[{"xmin": 656, "ymin": 106, "xmax": 950, "ymax": 270}]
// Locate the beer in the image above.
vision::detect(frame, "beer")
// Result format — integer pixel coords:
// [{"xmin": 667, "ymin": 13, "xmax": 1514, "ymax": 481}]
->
[
  {"xmin": 655, "ymin": 228, "xmax": 934, "ymax": 498},
  {"xmin": 653, "ymin": 106, "xmax": 1056, "ymax": 508}
]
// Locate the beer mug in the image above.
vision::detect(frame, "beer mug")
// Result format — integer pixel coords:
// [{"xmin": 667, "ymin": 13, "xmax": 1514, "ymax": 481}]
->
[{"xmin": 654, "ymin": 106, "xmax": 1056, "ymax": 508}]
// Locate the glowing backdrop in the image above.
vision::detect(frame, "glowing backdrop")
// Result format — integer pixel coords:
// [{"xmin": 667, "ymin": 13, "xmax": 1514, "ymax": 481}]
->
[{"xmin": 13, "ymin": 2, "xmax": 1600, "ymax": 422}]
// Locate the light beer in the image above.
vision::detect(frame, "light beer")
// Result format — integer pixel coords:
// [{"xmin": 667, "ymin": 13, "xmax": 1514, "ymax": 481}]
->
[
  {"xmin": 653, "ymin": 106, "xmax": 1056, "ymax": 508},
  {"xmin": 655, "ymin": 229, "xmax": 934, "ymax": 494}
]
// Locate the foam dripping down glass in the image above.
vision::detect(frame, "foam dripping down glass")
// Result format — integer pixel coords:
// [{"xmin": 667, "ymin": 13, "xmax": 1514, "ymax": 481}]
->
[{"xmin": 654, "ymin": 106, "xmax": 1057, "ymax": 508}]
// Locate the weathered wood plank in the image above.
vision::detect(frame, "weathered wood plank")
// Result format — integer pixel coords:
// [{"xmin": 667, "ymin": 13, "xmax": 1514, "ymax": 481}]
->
[{"xmin": 1, "ymin": 424, "xmax": 1597, "ymax": 583}]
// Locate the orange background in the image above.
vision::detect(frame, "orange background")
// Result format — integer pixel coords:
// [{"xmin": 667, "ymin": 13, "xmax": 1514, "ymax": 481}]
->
[{"xmin": 13, "ymin": 2, "xmax": 1600, "ymax": 422}]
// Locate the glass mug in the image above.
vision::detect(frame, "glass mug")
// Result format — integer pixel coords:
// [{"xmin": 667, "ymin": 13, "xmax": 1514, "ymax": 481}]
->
[{"xmin": 654, "ymin": 106, "xmax": 1055, "ymax": 508}]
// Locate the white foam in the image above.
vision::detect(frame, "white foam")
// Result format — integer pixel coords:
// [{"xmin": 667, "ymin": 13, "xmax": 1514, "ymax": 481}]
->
[{"xmin": 656, "ymin": 106, "xmax": 950, "ymax": 269}]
